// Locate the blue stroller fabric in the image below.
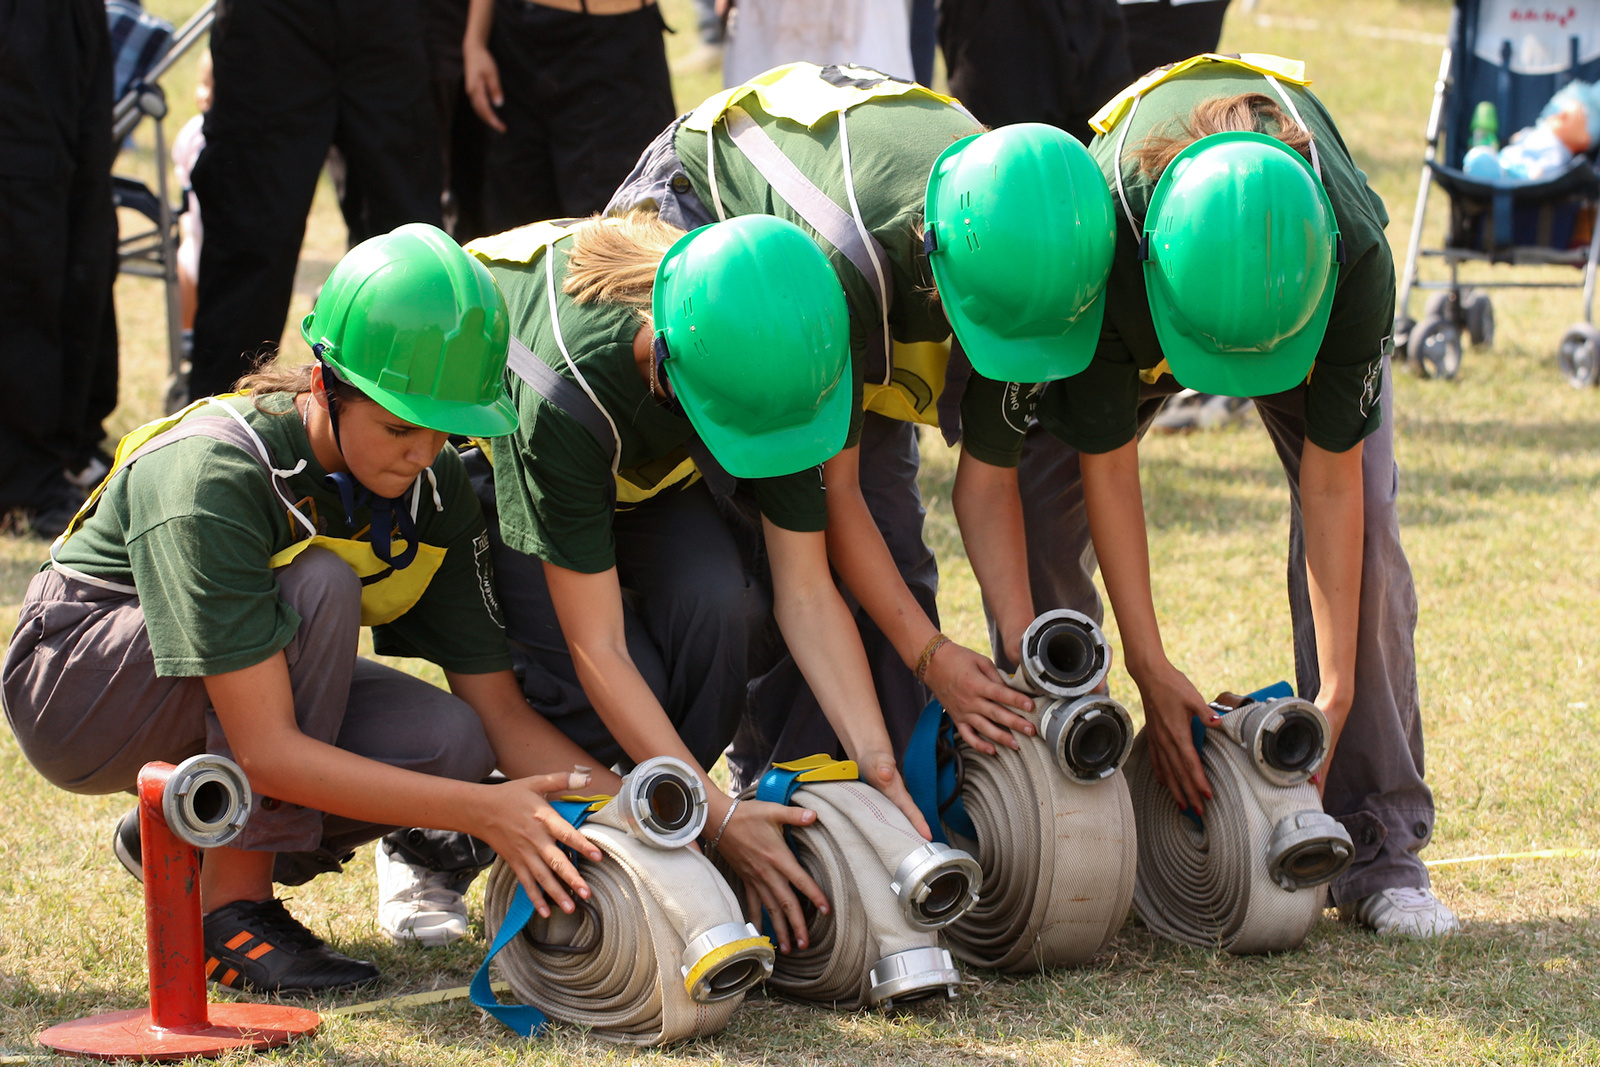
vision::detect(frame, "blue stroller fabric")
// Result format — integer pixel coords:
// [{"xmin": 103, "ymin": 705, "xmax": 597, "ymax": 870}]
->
[{"xmin": 106, "ymin": 1, "xmax": 173, "ymax": 102}]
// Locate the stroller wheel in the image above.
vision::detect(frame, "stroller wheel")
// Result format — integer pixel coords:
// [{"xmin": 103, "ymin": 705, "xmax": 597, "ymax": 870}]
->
[
  {"xmin": 1462, "ymin": 291, "xmax": 1494, "ymax": 348},
  {"xmin": 1556, "ymin": 324, "xmax": 1600, "ymax": 387},
  {"xmin": 1409, "ymin": 316, "xmax": 1463, "ymax": 380}
]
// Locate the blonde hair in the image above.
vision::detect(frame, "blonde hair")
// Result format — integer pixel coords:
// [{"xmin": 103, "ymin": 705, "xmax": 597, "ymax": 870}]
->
[
  {"xmin": 1131, "ymin": 92, "xmax": 1313, "ymax": 180},
  {"xmin": 561, "ymin": 211, "xmax": 686, "ymax": 325}
]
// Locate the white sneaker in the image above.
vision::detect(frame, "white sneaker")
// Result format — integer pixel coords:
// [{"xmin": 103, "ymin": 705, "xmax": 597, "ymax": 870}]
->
[
  {"xmin": 1344, "ymin": 886, "xmax": 1461, "ymax": 937},
  {"xmin": 375, "ymin": 842, "xmax": 469, "ymax": 947}
]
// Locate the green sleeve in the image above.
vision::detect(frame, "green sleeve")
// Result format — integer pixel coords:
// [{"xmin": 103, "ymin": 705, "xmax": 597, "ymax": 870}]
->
[
  {"xmin": 122, "ymin": 447, "xmax": 300, "ymax": 678},
  {"xmin": 494, "ymin": 409, "xmax": 620, "ymax": 575},
  {"xmin": 372, "ymin": 449, "xmax": 514, "ymax": 674},
  {"xmin": 958, "ymin": 373, "xmax": 1039, "ymax": 468},
  {"xmin": 751, "ymin": 466, "xmax": 828, "ymax": 533},
  {"xmin": 1302, "ymin": 238, "xmax": 1393, "ymax": 453}
]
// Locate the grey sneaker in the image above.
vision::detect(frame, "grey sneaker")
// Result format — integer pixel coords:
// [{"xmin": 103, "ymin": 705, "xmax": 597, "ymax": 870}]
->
[
  {"xmin": 1344, "ymin": 886, "xmax": 1461, "ymax": 937},
  {"xmin": 375, "ymin": 841, "xmax": 471, "ymax": 947}
]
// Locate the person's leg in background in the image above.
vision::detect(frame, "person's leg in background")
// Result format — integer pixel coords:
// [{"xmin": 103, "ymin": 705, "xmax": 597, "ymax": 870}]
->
[
  {"xmin": 0, "ymin": 0, "xmax": 118, "ymax": 536},
  {"xmin": 190, "ymin": 0, "xmax": 338, "ymax": 398}
]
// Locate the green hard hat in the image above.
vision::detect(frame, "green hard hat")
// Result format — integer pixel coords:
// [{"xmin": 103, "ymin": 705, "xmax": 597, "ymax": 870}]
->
[
  {"xmin": 924, "ymin": 123, "xmax": 1116, "ymax": 383},
  {"xmin": 300, "ymin": 222, "xmax": 519, "ymax": 437},
  {"xmin": 652, "ymin": 216, "xmax": 850, "ymax": 479},
  {"xmin": 1142, "ymin": 131, "xmax": 1341, "ymax": 397}
]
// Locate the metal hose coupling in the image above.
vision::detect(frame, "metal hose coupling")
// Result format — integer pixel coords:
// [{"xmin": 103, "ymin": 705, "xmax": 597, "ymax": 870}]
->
[
  {"xmin": 888, "ymin": 842, "xmax": 981, "ymax": 930},
  {"xmin": 161, "ymin": 754, "xmax": 251, "ymax": 848},
  {"xmin": 1213, "ymin": 696, "xmax": 1330, "ymax": 787},
  {"xmin": 1039, "ymin": 694, "xmax": 1135, "ymax": 782},
  {"xmin": 1010, "ymin": 609, "xmax": 1111, "ymax": 698},
  {"xmin": 618, "ymin": 755, "xmax": 708, "ymax": 849},
  {"xmin": 867, "ymin": 946, "xmax": 962, "ymax": 1009},
  {"xmin": 679, "ymin": 921, "xmax": 775, "ymax": 1003}
]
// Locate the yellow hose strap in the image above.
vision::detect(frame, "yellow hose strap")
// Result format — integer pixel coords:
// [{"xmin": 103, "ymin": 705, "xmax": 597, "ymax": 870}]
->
[{"xmin": 770, "ymin": 754, "xmax": 860, "ymax": 782}]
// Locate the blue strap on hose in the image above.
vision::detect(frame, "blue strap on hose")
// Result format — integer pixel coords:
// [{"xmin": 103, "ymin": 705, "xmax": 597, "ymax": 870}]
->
[
  {"xmin": 1180, "ymin": 681, "xmax": 1296, "ymax": 831},
  {"xmin": 755, "ymin": 765, "xmax": 807, "ymax": 806},
  {"xmin": 904, "ymin": 699, "xmax": 977, "ymax": 845},
  {"xmin": 469, "ymin": 799, "xmax": 596, "ymax": 1035}
]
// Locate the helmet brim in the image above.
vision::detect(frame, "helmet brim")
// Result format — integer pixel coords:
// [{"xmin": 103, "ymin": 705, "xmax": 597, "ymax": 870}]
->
[
  {"xmin": 330, "ymin": 357, "xmax": 521, "ymax": 436},
  {"xmin": 941, "ymin": 285, "xmax": 1105, "ymax": 384},
  {"xmin": 1146, "ymin": 269, "xmax": 1336, "ymax": 397},
  {"xmin": 676, "ymin": 366, "xmax": 852, "ymax": 480}
]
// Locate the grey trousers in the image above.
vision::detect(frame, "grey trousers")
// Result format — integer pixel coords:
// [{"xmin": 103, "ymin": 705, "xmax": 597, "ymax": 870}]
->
[
  {"xmin": 484, "ymin": 478, "xmax": 773, "ymax": 773},
  {"xmin": 730, "ymin": 412, "xmax": 939, "ymax": 791},
  {"xmin": 1014, "ymin": 357, "xmax": 1434, "ymax": 905},
  {"xmin": 3, "ymin": 549, "xmax": 496, "ymax": 880}
]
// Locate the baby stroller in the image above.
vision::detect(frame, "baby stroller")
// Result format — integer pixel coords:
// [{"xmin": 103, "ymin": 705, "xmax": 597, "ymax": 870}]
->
[
  {"xmin": 108, "ymin": 0, "xmax": 215, "ymax": 413},
  {"xmin": 1394, "ymin": 0, "xmax": 1600, "ymax": 386}
]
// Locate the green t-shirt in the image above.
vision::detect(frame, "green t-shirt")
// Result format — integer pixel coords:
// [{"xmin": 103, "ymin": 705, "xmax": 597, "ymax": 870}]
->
[
  {"xmin": 1038, "ymin": 68, "xmax": 1395, "ymax": 455},
  {"xmin": 673, "ymin": 92, "xmax": 983, "ymax": 447},
  {"xmin": 485, "ymin": 238, "xmax": 828, "ymax": 575},
  {"xmin": 53, "ymin": 394, "xmax": 512, "ymax": 678}
]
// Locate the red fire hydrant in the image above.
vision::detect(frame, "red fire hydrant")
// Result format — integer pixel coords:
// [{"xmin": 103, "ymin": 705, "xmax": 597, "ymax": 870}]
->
[{"xmin": 39, "ymin": 755, "xmax": 321, "ymax": 1061}]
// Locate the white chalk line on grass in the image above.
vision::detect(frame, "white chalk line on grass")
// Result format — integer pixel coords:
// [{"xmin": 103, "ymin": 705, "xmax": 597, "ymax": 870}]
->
[{"xmin": 1250, "ymin": 12, "xmax": 1448, "ymax": 48}]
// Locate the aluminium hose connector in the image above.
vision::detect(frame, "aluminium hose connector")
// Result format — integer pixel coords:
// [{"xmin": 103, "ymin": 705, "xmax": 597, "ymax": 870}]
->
[
  {"xmin": 1214, "ymin": 697, "xmax": 1330, "ymax": 787},
  {"xmin": 618, "ymin": 756, "xmax": 708, "ymax": 849},
  {"xmin": 888, "ymin": 842, "xmax": 981, "ymax": 931},
  {"xmin": 679, "ymin": 921, "xmax": 774, "ymax": 1003},
  {"xmin": 160, "ymin": 754, "xmax": 251, "ymax": 849},
  {"xmin": 866, "ymin": 946, "xmax": 961, "ymax": 1009},
  {"xmin": 1039, "ymin": 695, "xmax": 1135, "ymax": 782},
  {"xmin": 1012, "ymin": 609, "xmax": 1111, "ymax": 698},
  {"xmin": 1266, "ymin": 810, "xmax": 1353, "ymax": 891}
]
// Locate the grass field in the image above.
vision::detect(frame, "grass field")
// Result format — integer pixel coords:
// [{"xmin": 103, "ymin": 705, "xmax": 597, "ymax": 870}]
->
[{"xmin": 3, "ymin": 0, "xmax": 1599, "ymax": 1062}]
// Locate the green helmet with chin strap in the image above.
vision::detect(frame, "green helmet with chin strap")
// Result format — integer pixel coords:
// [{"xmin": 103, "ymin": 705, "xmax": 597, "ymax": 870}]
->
[
  {"xmin": 300, "ymin": 222, "xmax": 519, "ymax": 437},
  {"xmin": 652, "ymin": 215, "xmax": 850, "ymax": 479},
  {"xmin": 924, "ymin": 122, "xmax": 1117, "ymax": 383},
  {"xmin": 1141, "ymin": 131, "xmax": 1342, "ymax": 397}
]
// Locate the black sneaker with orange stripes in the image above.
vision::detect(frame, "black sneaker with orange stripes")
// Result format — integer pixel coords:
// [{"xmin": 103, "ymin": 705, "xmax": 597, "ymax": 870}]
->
[{"xmin": 202, "ymin": 898, "xmax": 379, "ymax": 994}]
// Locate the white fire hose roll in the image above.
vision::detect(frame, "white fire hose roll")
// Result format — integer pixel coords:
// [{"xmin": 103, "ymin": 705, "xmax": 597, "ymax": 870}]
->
[
  {"xmin": 1126, "ymin": 693, "xmax": 1355, "ymax": 954},
  {"xmin": 940, "ymin": 701, "xmax": 1139, "ymax": 971},
  {"xmin": 722, "ymin": 759, "xmax": 979, "ymax": 1010},
  {"xmin": 480, "ymin": 757, "xmax": 774, "ymax": 1045}
]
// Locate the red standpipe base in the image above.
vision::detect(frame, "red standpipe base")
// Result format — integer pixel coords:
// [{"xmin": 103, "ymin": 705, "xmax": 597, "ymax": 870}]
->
[{"xmin": 38, "ymin": 1003, "xmax": 321, "ymax": 1062}]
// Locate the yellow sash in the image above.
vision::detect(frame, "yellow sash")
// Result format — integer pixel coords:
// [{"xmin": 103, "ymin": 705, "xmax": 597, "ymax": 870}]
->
[
  {"xmin": 1089, "ymin": 53, "xmax": 1312, "ymax": 135},
  {"xmin": 52, "ymin": 395, "xmax": 447, "ymax": 627},
  {"xmin": 680, "ymin": 61, "xmax": 963, "ymax": 132}
]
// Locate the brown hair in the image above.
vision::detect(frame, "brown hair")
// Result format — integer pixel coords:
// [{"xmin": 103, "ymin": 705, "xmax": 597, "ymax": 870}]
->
[
  {"xmin": 235, "ymin": 355, "xmax": 371, "ymax": 414},
  {"xmin": 1130, "ymin": 92, "xmax": 1313, "ymax": 180},
  {"xmin": 560, "ymin": 211, "xmax": 686, "ymax": 326}
]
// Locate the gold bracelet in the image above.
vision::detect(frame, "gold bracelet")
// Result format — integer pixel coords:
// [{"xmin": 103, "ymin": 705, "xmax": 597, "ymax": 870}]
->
[{"xmin": 914, "ymin": 633, "xmax": 951, "ymax": 685}]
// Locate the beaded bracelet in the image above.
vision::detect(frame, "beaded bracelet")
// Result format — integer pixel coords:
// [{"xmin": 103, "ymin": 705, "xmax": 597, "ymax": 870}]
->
[{"xmin": 914, "ymin": 633, "xmax": 951, "ymax": 685}]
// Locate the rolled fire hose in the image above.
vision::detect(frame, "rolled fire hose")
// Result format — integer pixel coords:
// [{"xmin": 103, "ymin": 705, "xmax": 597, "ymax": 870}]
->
[
  {"xmin": 720, "ymin": 756, "xmax": 979, "ymax": 1010},
  {"xmin": 908, "ymin": 610, "xmax": 1138, "ymax": 972},
  {"xmin": 1126, "ymin": 682, "xmax": 1355, "ymax": 954},
  {"xmin": 475, "ymin": 756, "xmax": 775, "ymax": 1045}
]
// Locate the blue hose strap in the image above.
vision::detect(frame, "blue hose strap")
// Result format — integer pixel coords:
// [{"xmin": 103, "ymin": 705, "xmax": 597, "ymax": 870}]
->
[
  {"xmin": 1247, "ymin": 680, "xmax": 1295, "ymax": 702},
  {"xmin": 904, "ymin": 700, "xmax": 949, "ymax": 845},
  {"xmin": 1178, "ymin": 715, "xmax": 1208, "ymax": 832},
  {"xmin": 904, "ymin": 700, "xmax": 979, "ymax": 843},
  {"xmin": 755, "ymin": 766, "xmax": 807, "ymax": 806},
  {"xmin": 469, "ymin": 800, "xmax": 595, "ymax": 1036}
]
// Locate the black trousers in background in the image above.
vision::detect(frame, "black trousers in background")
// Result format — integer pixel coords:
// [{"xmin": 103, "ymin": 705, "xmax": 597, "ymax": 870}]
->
[
  {"xmin": 189, "ymin": 0, "xmax": 442, "ymax": 399},
  {"xmin": 0, "ymin": 0, "xmax": 118, "ymax": 507},
  {"xmin": 937, "ymin": 0, "xmax": 1133, "ymax": 145},
  {"xmin": 479, "ymin": 0, "xmax": 676, "ymax": 231},
  {"xmin": 1121, "ymin": 0, "xmax": 1232, "ymax": 78}
]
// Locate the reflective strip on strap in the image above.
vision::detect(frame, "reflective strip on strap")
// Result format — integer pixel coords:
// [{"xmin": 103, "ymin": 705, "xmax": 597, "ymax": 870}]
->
[
  {"xmin": 505, "ymin": 336, "xmax": 617, "ymax": 466},
  {"xmin": 722, "ymin": 104, "xmax": 895, "ymax": 374}
]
